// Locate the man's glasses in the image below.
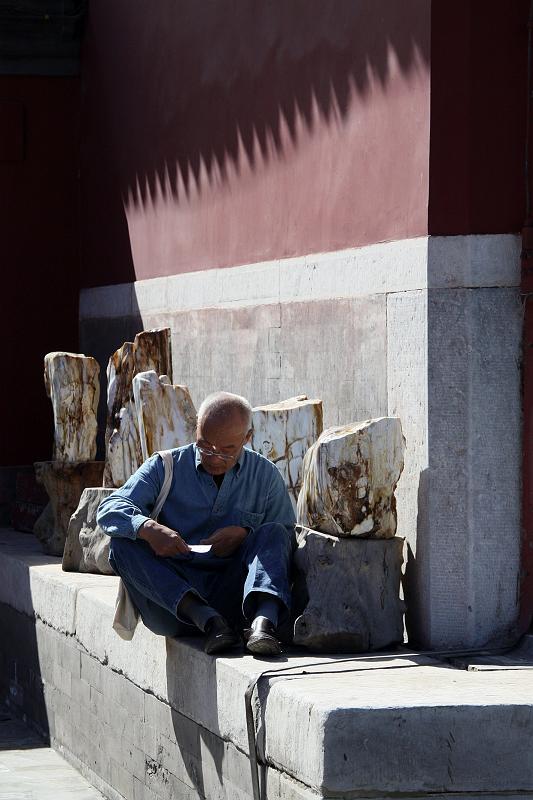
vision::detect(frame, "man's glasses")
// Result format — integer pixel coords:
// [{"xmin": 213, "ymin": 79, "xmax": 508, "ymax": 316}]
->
[
  {"xmin": 196, "ymin": 445, "xmax": 238, "ymax": 463},
  {"xmin": 196, "ymin": 432, "xmax": 250, "ymax": 462}
]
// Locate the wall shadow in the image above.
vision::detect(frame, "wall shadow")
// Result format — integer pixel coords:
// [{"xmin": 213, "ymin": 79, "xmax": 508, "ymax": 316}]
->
[
  {"xmin": 165, "ymin": 637, "xmax": 227, "ymax": 796},
  {"xmin": 402, "ymin": 468, "xmax": 430, "ymax": 647},
  {"xmin": 0, "ymin": 534, "xmax": 58, "ymax": 743}
]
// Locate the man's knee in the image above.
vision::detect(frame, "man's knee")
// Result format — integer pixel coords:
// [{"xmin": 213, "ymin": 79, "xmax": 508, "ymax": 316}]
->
[
  {"xmin": 108, "ymin": 535, "xmax": 140, "ymax": 564},
  {"xmin": 249, "ymin": 522, "xmax": 293, "ymax": 552}
]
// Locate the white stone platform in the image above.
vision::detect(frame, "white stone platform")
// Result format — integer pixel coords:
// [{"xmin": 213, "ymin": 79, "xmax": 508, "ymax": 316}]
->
[{"xmin": 1, "ymin": 528, "xmax": 532, "ymax": 800}]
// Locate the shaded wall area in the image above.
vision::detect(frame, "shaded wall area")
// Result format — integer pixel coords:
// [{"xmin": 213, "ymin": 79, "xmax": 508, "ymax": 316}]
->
[
  {"xmin": 1, "ymin": 77, "xmax": 80, "ymax": 466},
  {"xmin": 429, "ymin": 0, "xmax": 529, "ymax": 235},
  {"xmin": 79, "ymin": 0, "xmax": 431, "ymax": 287}
]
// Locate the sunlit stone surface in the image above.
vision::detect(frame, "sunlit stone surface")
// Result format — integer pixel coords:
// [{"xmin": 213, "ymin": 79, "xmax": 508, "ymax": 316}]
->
[
  {"xmin": 293, "ymin": 527, "xmax": 405, "ymax": 652},
  {"xmin": 33, "ymin": 461, "xmax": 105, "ymax": 556},
  {"xmin": 133, "ymin": 371, "xmax": 197, "ymax": 461},
  {"xmin": 251, "ymin": 395, "xmax": 323, "ymax": 510},
  {"xmin": 104, "ymin": 328, "xmax": 172, "ymax": 486},
  {"xmin": 44, "ymin": 352, "xmax": 100, "ymax": 462},
  {"xmin": 297, "ymin": 417, "xmax": 405, "ymax": 538},
  {"xmin": 106, "ymin": 400, "xmax": 143, "ymax": 488},
  {"xmin": 62, "ymin": 487, "xmax": 115, "ymax": 574}
]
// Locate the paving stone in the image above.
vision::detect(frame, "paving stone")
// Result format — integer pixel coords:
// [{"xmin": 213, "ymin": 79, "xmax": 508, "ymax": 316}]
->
[{"xmin": 0, "ymin": 709, "xmax": 105, "ymax": 800}]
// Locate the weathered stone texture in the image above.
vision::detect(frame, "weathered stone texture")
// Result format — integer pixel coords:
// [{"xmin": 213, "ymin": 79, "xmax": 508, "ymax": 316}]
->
[
  {"xmin": 106, "ymin": 400, "xmax": 143, "ymax": 488},
  {"xmin": 251, "ymin": 395, "xmax": 323, "ymax": 509},
  {"xmin": 33, "ymin": 461, "xmax": 105, "ymax": 556},
  {"xmin": 133, "ymin": 370, "xmax": 197, "ymax": 461},
  {"xmin": 62, "ymin": 487, "xmax": 115, "ymax": 574},
  {"xmin": 44, "ymin": 352, "xmax": 100, "ymax": 462},
  {"xmin": 104, "ymin": 328, "xmax": 172, "ymax": 487},
  {"xmin": 293, "ymin": 528, "xmax": 405, "ymax": 652},
  {"xmin": 297, "ymin": 417, "xmax": 405, "ymax": 538}
]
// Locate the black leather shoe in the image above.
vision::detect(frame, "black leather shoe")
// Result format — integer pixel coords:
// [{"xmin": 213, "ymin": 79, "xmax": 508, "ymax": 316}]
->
[
  {"xmin": 204, "ymin": 616, "xmax": 240, "ymax": 655},
  {"xmin": 245, "ymin": 618, "xmax": 282, "ymax": 656}
]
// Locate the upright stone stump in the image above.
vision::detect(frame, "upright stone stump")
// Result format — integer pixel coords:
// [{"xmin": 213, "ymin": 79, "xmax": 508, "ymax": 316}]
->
[
  {"xmin": 33, "ymin": 461, "xmax": 105, "ymax": 556},
  {"xmin": 62, "ymin": 487, "xmax": 115, "ymax": 574},
  {"xmin": 251, "ymin": 395, "xmax": 323, "ymax": 510},
  {"xmin": 293, "ymin": 527, "xmax": 405, "ymax": 652},
  {"xmin": 44, "ymin": 351, "xmax": 100, "ymax": 462},
  {"xmin": 132, "ymin": 370, "xmax": 197, "ymax": 461},
  {"xmin": 297, "ymin": 417, "xmax": 405, "ymax": 538},
  {"xmin": 104, "ymin": 328, "xmax": 173, "ymax": 487},
  {"xmin": 106, "ymin": 400, "xmax": 142, "ymax": 488}
]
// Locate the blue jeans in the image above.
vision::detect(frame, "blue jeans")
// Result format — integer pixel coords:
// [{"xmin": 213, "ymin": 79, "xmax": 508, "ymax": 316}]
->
[{"xmin": 108, "ymin": 523, "xmax": 293, "ymax": 637}]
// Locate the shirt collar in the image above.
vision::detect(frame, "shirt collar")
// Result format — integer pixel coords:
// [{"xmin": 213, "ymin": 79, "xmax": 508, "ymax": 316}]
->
[{"xmin": 193, "ymin": 443, "xmax": 247, "ymax": 473}]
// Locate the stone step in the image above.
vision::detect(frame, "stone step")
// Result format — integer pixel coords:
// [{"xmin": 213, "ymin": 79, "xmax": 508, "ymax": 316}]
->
[{"xmin": 0, "ymin": 527, "xmax": 532, "ymax": 800}]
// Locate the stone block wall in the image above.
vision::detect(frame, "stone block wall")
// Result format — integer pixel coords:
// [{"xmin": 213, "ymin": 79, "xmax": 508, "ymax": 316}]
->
[{"xmin": 79, "ymin": 234, "xmax": 522, "ymax": 649}]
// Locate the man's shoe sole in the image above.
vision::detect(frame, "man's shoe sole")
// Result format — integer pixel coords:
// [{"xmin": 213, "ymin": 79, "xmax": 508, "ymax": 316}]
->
[{"xmin": 246, "ymin": 632, "xmax": 282, "ymax": 656}]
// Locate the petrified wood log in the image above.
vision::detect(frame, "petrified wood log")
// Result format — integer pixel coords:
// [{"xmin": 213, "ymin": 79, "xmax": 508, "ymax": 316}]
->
[
  {"xmin": 104, "ymin": 328, "xmax": 172, "ymax": 487},
  {"xmin": 34, "ymin": 461, "xmax": 105, "ymax": 556},
  {"xmin": 44, "ymin": 352, "xmax": 100, "ymax": 462},
  {"xmin": 251, "ymin": 395, "xmax": 323, "ymax": 510},
  {"xmin": 62, "ymin": 487, "xmax": 115, "ymax": 574},
  {"xmin": 297, "ymin": 417, "xmax": 405, "ymax": 538},
  {"xmin": 132, "ymin": 371, "xmax": 197, "ymax": 461},
  {"xmin": 106, "ymin": 400, "xmax": 143, "ymax": 488},
  {"xmin": 293, "ymin": 527, "xmax": 405, "ymax": 652}
]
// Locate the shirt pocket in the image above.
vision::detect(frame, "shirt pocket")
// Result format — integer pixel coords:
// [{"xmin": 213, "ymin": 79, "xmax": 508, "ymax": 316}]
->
[{"xmin": 239, "ymin": 509, "xmax": 263, "ymax": 531}]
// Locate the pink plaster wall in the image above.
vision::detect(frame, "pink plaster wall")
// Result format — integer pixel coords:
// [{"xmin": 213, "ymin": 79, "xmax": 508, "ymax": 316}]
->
[{"xmin": 80, "ymin": 1, "xmax": 430, "ymax": 287}]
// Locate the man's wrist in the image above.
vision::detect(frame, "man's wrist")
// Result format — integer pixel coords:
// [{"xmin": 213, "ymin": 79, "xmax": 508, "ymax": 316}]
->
[{"xmin": 136, "ymin": 517, "xmax": 155, "ymax": 539}]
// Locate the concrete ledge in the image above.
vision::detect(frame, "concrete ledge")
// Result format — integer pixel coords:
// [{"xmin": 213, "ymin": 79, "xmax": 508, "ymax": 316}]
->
[
  {"xmin": 2, "ymin": 527, "xmax": 533, "ymax": 800},
  {"xmin": 78, "ymin": 234, "xmax": 521, "ymax": 320}
]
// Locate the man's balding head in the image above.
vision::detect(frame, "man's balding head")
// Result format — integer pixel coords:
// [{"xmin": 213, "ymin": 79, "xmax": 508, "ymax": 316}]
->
[
  {"xmin": 196, "ymin": 392, "xmax": 253, "ymax": 476},
  {"xmin": 197, "ymin": 392, "xmax": 252, "ymax": 430}
]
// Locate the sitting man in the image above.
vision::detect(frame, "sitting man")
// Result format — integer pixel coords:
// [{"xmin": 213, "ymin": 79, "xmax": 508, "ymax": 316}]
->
[{"xmin": 97, "ymin": 391, "xmax": 295, "ymax": 655}]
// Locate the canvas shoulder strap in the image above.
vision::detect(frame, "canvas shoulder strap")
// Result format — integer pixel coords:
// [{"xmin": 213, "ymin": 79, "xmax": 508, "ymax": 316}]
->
[{"xmin": 152, "ymin": 449, "xmax": 174, "ymax": 520}]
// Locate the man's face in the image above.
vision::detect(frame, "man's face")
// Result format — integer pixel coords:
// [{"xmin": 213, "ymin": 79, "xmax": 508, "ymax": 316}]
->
[{"xmin": 196, "ymin": 413, "xmax": 252, "ymax": 476}]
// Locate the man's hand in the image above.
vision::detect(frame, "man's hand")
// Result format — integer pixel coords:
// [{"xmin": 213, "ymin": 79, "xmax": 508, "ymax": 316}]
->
[
  {"xmin": 200, "ymin": 526, "xmax": 248, "ymax": 557},
  {"xmin": 138, "ymin": 519, "xmax": 190, "ymax": 557}
]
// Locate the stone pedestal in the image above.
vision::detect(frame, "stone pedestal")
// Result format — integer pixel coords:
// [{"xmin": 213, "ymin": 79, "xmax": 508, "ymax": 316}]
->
[
  {"xmin": 63, "ymin": 487, "xmax": 115, "ymax": 574},
  {"xmin": 297, "ymin": 417, "xmax": 405, "ymax": 538},
  {"xmin": 104, "ymin": 328, "xmax": 173, "ymax": 487},
  {"xmin": 33, "ymin": 461, "xmax": 105, "ymax": 556},
  {"xmin": 44, "ymin": 352, "xmax": 100, "ymax": 462},
  {"xmin": 252, "ymin": 395, "xmax": 323, "ymax": 511},
  {"xmin": 133, "ymin": 371, "xmax": 197, "ymax": 460},
  {"xmin": 293, "ymin": 527, "xmax": 405, "ymax": 652}
]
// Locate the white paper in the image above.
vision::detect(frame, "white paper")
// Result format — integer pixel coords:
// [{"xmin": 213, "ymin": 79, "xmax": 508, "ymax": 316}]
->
[{"xmin": 188, "ymin": 544, "xmax": 212, "ymax": 553}]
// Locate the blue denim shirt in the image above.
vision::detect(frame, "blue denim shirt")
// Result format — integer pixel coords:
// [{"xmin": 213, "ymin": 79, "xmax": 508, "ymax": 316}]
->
[{"xmin": 96, "ymin": 443, "xmax": 296, "ymax": 544}]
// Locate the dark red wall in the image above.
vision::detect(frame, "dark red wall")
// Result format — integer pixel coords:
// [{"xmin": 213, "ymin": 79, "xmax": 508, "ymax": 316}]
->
[
  {"xmin": 1, "ymin": 77, "xmax": 80, "ymax": 466},
  {"xmin": 79, "ymin": 0, "xmax": 431, "ymax": 286},
  {"xmin": 429, "ymin": 0, "xmax": 529, "ymax": 235}
]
